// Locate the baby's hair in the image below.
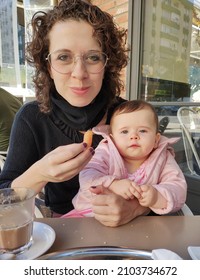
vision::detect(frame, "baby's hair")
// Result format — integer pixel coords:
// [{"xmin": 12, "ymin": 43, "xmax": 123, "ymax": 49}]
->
[{"xmin": 110, "ymin": 100, "xmax": 159, "ymax": 132}]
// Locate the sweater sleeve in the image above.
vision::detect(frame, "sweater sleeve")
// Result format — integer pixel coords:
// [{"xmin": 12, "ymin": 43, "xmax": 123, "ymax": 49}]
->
[
  {"xmin": 0, "ymin": 105, "xmax": 40, "ymax": 189},
  {"xmin": 150, "ymin": 151, "xmax": 187, "ymax": 215},
  {"xmin": 72, "ymin": 141, "xmax": 117, "ymax": 211}
]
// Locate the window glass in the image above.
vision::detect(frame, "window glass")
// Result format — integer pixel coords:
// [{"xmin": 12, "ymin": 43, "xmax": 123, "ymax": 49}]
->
[
  {"xmin": 140, "ymin": 0, "xmax": 200, "ymax": 180},
  {"xmin": 0, "ymin": 0, "xmax": 22, "ymax": 87},
  {"xmin": 141, "ymin": 0, "xmax": 200, "ymax": 108},
  {"xmin": 23, "ymin": 0, "xmax": 57, "ymax": 91}
]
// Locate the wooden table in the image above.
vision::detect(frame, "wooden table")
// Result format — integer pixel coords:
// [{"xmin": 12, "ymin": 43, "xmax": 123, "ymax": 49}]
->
[{"xmin": 35, "ymin": 215, "xmax": 200, "ymax": 260}]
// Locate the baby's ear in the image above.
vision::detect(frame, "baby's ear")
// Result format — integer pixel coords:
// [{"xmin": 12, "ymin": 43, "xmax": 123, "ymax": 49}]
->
[
  {"xmin": 154, "ymin": 133, "xmax": 161, "ymax": 148},
  {"xmin": 110, "ymin": 133, "xmax": 116, "ymax": 144},
  {"xmin": 108, "ymin": 125, "xmax": 112, "ymax": 134}
]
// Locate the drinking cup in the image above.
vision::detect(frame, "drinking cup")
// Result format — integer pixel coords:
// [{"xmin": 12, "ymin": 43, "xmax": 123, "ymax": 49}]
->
[{"xmin": 0, "ymin": 187, "xmax": 35, "ymax": 255}]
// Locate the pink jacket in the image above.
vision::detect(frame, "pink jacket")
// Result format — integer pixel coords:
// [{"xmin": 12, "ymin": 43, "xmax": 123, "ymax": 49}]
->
[{"xmin": 70, "ymin": 125, "xmax": 187, "ymax": 216}]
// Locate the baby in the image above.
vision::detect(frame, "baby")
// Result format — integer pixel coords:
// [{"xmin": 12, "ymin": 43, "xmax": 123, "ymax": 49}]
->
[{"xmin": 63, "ymin": 100, "xmax": 187, "ymax": 217}]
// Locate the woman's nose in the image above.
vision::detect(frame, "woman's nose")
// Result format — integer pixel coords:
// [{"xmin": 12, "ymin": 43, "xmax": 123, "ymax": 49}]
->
[
  {"xmin": 71, "ymin": 57, "xmax": 88, "ymax": 79},
  {"xmin": 71, "ymin": 58, "xmax": 88, "ymax": 79}
]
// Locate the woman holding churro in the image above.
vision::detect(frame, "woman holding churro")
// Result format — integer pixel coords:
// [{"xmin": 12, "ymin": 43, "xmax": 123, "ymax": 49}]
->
[{"xmin": 0, "ymin": 0, "xmax": 148, "ymax": 225}]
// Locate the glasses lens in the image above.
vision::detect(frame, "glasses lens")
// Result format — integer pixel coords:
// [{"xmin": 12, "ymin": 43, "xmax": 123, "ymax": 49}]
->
[
  {"xmin": 48, "ymin": 51, "xmax": 108, "ymax": 74},
  {"xmin": 83, "ymin": 51, "xmax": 107, "ymax": 73}
]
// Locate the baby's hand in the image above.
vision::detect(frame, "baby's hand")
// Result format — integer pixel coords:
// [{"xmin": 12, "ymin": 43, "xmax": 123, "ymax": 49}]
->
[
  {"xmin": 138, "ymin": 184, "xmax": 157, "ymax": 207},
  {"xmin": 109, "ymin": 179, "xmax": 136, "ymax": 200},
  {"xmin": 129, "ymin": 181, "xmax": 142, "ymax": 200}
]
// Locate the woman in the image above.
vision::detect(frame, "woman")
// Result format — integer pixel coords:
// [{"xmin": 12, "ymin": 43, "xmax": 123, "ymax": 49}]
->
[{"xmin": 0, "ymin": 0, "xmax": 148, "ymax": 226}]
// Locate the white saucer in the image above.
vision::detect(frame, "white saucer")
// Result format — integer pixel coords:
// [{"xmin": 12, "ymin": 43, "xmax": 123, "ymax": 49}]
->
[
  {"xmin": 16, "ymin": 222, "xmax": 55, "ymax": 260},
  {"xmin": 188, "ymin": 246, "xmax": 200, "ymax": 260}
]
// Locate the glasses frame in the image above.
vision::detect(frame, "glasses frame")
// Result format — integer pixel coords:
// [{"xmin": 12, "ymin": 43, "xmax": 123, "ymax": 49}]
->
[{"xmin": 46, "ymin": 50, "xmax": 109, "ymax": 74}]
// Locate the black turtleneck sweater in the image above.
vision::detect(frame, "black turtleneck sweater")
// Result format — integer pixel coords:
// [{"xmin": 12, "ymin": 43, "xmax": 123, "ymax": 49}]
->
[{"xmin": 0, "ymin": 98, "xmax": 125, "ymax": 214}]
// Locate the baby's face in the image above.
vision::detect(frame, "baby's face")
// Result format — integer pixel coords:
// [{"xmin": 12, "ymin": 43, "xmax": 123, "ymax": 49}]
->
[{"xmin": 110, "ymin": 108, "xmax": 160, "ymax": 162}]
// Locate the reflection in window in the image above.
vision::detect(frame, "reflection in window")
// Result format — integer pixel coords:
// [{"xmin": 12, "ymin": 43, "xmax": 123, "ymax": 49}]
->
[{"xmin": 141, "ymin": 0, "xmax": 194, "ymax": 103}]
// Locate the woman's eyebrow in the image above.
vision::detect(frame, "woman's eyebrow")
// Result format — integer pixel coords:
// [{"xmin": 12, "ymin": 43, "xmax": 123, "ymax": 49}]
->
[
  {"xmin": 50, "ymin": 48, "xmax": 102, "ymax": 53},
  {"xmin": 50, "ymin": 48, "xmax": 71, "ymax": 53}
]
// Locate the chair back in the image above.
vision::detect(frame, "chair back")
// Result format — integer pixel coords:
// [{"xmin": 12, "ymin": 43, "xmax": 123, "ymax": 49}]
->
[
  {"xmin": 0, "ymin": 152, "xmax": 7, "ymax": 172},
  {"xmin": 177, "ymin": 107, "xmax": 200, "ymax": 175}
]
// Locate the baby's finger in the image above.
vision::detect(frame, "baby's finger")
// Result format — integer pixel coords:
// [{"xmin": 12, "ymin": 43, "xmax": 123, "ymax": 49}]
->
[
  {"xmin": 140, "ymin": 184, "xmax": 149, "ymax": 192},
  {"xmin": 129, "ymin": 187, "xmax": 141, "ymax": 199},
  {"xmin": 125, "ymin": 190, "xmax": 135, "ymax": 200},
  {"xmin": 131, "ymin": 182, "xmax": 142, "ymax": 192}
]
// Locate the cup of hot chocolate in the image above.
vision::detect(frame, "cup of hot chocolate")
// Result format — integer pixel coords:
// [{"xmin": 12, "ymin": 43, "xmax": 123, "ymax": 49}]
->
[{"xmin": 0, "ymin": 187, "xmax": 35, "ymax": 255}]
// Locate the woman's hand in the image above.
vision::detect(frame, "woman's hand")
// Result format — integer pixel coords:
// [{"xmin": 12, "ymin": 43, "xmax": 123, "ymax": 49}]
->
[
  {"xmin": 37, "ymin": 143, "xmax": 94, "ymax": 183},
  {"xmin": 12, "ymin": 143, "xmax": 94, "ymax": 194},
  {"xmin": 90, "ymin": 186, "xmax": 149, "ymax": 227}
]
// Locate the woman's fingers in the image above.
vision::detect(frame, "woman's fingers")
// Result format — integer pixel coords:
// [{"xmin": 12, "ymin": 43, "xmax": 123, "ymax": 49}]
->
[
  {"xmin": 39, "ymin": 143, "xmax": 94, "ymax": 182},
  {"xmin": 56, "ymin": 148, "xmax": 94, "ymax": 180},
  {"xmin": 89, "ymin": 185, "xmax": 104, "ymax": 195},
  {"xmin": 45, "ymin": 143, "xmax": 90, "ymax": 163}
]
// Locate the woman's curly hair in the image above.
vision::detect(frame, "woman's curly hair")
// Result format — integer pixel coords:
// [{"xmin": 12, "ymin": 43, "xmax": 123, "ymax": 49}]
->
[{"xmin": 26, "ymin": 0, "xmax": 129, "ymax": 113}]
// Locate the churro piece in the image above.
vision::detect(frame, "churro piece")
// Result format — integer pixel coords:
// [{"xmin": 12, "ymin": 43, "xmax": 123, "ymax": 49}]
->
[{"xmin": 83, "ymin": 130, "xmax": 93, "ymax": 147}]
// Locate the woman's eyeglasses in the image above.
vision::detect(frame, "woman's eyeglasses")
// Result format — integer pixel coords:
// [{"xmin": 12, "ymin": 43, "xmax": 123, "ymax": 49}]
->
[{"xmin": 46, "ymin": 50, "xmax": 108, "ymax": 74}]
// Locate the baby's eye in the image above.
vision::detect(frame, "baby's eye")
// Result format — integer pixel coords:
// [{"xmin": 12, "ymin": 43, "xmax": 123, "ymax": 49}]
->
[
  {"xmin": 139, "ymin": 129, "xmax": 147, "ymax": 133},
  {"xmin": 121, "ymin": 130, "xmax": 129, "ymax": 134}
]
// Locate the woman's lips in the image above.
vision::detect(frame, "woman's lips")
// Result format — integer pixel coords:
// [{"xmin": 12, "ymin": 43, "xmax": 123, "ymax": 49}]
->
[{"xmin": 70, "ymin": 87, "xmax": 90, "ymax": 95}]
